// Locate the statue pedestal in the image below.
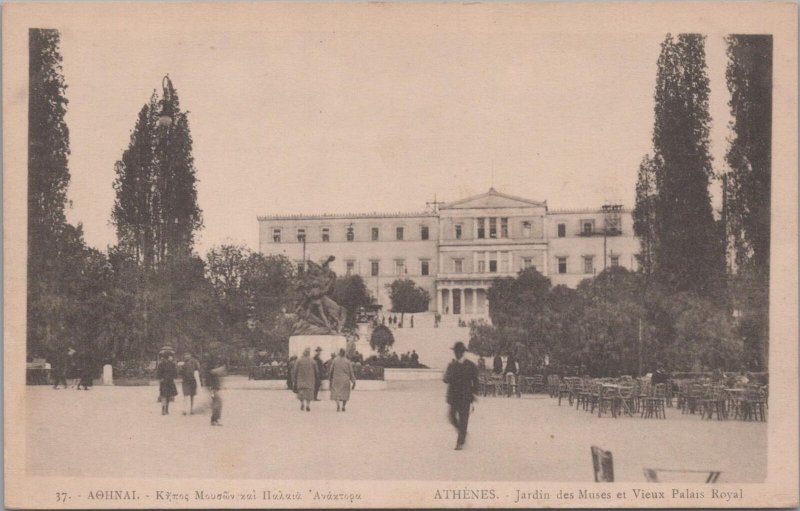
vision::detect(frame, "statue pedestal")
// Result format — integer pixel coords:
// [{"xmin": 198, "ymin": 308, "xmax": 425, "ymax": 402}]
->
[{"xmin": 289, "ymin": 335, "xmax": 347, "ymax": 358}]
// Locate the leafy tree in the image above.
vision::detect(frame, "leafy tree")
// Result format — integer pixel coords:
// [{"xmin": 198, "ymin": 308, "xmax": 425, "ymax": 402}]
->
[
  {"xmin": 650, "ymin": 34, "xmax": 726, "ymax": 298},
  {"xmin": 386, "ymin": 279, "xmax": 430, "ymax": 323},
  {"xmin": 724, "ymin": 35, "xmax": 772, "ymax": 370},
  {"xmin": 331, "ymin": 275, "xmax": 374, "ymax": 330},
  {"xmin": 468, "ymin": 320, "xmax": 500, "ymax": 356},
  {"xmin": 369, "ymin": 324, "xmax": 395, "ymax": 355}
]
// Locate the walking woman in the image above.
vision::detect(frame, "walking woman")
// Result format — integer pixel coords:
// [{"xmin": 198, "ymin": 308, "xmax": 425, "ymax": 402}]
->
[
  {"xmin": 329, "ymin": 349, "xmax": 356, "ymax": 412},
  {"xmin": 292, "ymin": 347, "xmax": 318, "ymax": 412},
  {"xmin": 157, "ymin": 348, "xmax": 178, "ymax": 415}
]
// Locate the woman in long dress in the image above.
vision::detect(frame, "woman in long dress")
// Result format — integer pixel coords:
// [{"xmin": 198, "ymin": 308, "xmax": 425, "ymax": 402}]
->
[
  {"xmin": 292, "ymin": 348, "xmax": 318, "ymax": 412},
  {"xmin": 329, "ymin": 349, "xmax": 356, "ymax": 412},
  {"xmin": 157, "ymin": 352, "xmax": 178, "ymax": 415}
]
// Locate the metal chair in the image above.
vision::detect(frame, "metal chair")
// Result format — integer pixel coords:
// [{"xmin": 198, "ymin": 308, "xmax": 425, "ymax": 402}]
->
[{"xmin": 591, "ymin": 446, "xmax": 614, "ymax": 482}]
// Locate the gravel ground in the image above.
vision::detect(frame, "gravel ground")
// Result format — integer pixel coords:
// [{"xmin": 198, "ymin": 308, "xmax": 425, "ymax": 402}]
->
[{"xmin": 26, "ymin": 382, "xmax": 766, "ymax": 482}]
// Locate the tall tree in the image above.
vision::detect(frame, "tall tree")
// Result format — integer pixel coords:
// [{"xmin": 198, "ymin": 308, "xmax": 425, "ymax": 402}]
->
[
  {"xmin": 650, "ymin": 34, "xmax": 725, "ymax": 298},
  {"xmin": 112, "ymin": 77, "xmax": 202, "ymax": 270},
  {"xmin": 724, "ymin": 35, "xmax": 772, "ymax": 369},
  {"xmin": 27, "ymin": 29, "xmax": 84, "ymax": 357},
  {"xmin": 632, "ymin": 154, "xmax": 661, "ymax": 277}
]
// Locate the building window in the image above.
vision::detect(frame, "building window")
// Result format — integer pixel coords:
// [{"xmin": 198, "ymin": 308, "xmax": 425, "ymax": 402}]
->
[
  {"xmin": 454, "ymin": 224, "xmax": 462, "ymax": 240},
  {"xmin": 558, "ymin": 257, "xmax": 567, "ymax": 274},
  {"xmin": 453, "ymin": 259, "xmax": 463, "ymax": 273},
  {"xmin": 522, "ymin": 221, "xmax": 531, "ymax": 238},
  {"xmin": 420, "ymin": 260, "xmax": 430, "ymax": 276},
  {"xmin": 557, "ymin": 223, "xmax": 566, "ymax": 238},
  {"xmin": 371, "ymin": 261, "xmax": 379, "ymax": 276},
  {"xmin": 489, "ymin": 256, "xmax": 497, "ymax": 273},
  {"xmin": 420, "ymin": 225, "xmax": 429, "ymax": 240},
  {"xmin": 489, "ymin": 217, "xmax": 497, "ymax": 238},
  {"xmin": 500, "ymin": 218, "xmax": 509, "ymax": 238},
  {"xmin": 476, "ymin": 218, "xmax": 485, "ymax": 239},
  {"xmin": 395, "ymin": 260, "xmax": 406, "ymax": 276},
  {"xmin": 522, "ymin": 257, "xmax": 533, "ymax": 269},
  {"xmin": 583, "ymin": 256, "xmax": 594, "ymax": 274},
  {"xmin": 477, "ymin": 260, "xmax": 485, "ymax": 273},
  {"xmin": 396, "ymin": 227, "xmax": 404, "ymax": 240},
  {"xmin": 346, "ymin": 225, "xmax": 354, "ymax": 241},
  {"xmin": 321, "ymin": 227, "xmax": 330, "ymax": 242},
  {"xmin": 610, "ymin": 255, "xmax": 620, "ymax": 267},
  {"xmin": 297, "ymin": 228, "xmax": 306, "ymax": 242},
  {"xmin": 346, "ymin": 260, "xmax": 355, "ymax": 276},
  {"xmin": 272, "ymin": 228, "xmax": 281, "ymax": 243},
  {"xmin": 371, "ymin": 227, "xmax": 380, "ymax": 241},
  {"xmin": 582, "ymin": 220, "xmax": 595, "ymax": 235}
]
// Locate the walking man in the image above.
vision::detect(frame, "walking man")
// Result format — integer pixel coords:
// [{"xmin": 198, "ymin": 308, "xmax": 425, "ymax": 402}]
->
[
  {"xmin": 313, "ymin": 347, "xmax": 324, "ymax": 400},
  {"xmin": 443, "ymin": 342, "xmax": 479, "ymax": 450},
  {"xmin": 181, "ymin": 351, "xmax": 201, "ymax": 415}
]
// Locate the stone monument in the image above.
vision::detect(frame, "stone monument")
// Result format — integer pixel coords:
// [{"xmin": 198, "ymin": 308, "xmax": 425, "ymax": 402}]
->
[{"xmin": 288, "ymin": 256, "xmax": 347, "ymax": 357}]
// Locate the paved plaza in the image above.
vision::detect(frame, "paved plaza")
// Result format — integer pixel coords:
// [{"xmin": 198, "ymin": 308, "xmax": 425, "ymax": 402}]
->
[{"xmin": 26, "ymin": 381, "xmax": 766, "ymax": 482}]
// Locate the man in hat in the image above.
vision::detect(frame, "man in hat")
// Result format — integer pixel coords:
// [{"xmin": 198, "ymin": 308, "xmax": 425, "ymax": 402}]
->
[
  {"xmin": 313, "ymin": 347, "xmax": 324, "ymax": 400},
  {"xmin": 443, "ymin": 341, "xmax": 479, "ymax": 450}
]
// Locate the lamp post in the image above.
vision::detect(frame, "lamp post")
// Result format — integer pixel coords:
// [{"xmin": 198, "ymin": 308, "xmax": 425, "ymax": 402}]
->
[{"xmin": 158, "ymin": 75, "xmax": 174, "ymax": 127}]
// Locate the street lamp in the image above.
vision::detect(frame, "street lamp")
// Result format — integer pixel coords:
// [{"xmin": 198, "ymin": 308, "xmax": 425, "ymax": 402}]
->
[{"xmin": 158, "ymin": 75, "xmax": 174, "ymax": 127}]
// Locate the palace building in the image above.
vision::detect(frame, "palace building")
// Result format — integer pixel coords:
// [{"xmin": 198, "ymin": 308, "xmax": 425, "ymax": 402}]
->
[{"xmin": 258, "ymin": 188, "xmax": 639, "ymax": 317}]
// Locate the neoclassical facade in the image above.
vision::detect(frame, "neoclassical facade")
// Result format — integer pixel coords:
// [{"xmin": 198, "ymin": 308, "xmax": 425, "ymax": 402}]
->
[{"xmin": 258, "ymin": 188, "xmax": 639, "ymax": 316}]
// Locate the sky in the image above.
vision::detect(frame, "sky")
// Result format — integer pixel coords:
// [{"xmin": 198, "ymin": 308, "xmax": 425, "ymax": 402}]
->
[{"xmin": 55, "ymin": 7, "xmax": 733, "ymax": 256}]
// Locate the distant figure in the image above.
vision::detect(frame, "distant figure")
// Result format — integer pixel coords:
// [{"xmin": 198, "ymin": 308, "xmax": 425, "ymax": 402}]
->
[
  {"xmin": 477, "ymin": 356, "xmax": 486, "ymax": 371},
  {"xmin": 205, "ymin": 357, "xmax": 225, "ymax": 426},
  {"xmin": 493, "ymin": 354, "xmax": 503, "ymax": 374},
  {"xmin": 51, "ymin": 344, "xmax": 68, "ymax": 389},
  {"xmin": 77, "ymin": 350, "xmax": 94, "ymax": 390},
  {"xmin": 66, "ymin": 347, "xmax": 79, "ymax": 388},
  {"xmin": 381, "ymin": 315, "xmax": 386, "ymax": 326},
  {"xmin": 181, "ymin": 352, "xmax": 201, "ymax": 415},
  {"xmin": 293, "ymin": 347, "xmax": 318, "ymax": 411},
  {"xmin": 287, "ymin": 355, "xmax": 298, "ymax": 390},
  {"xmin": 504, "ymin": 354, "xmax": 519, "ymax": 397},
  {"xmin": 157, "ymin": 350, "xmax": 178, "ymax": 415},
  {"xmin": 313, "ymin": 347, "xmax": 324, "ymax": 400},
  {"xmin": 410, "ymin": 350, "xmax": 419, "ymax": 366},
  {"xmin": 324, "ymin": 352, "xmax": 336, "ymax": 374},
  {"xmin": 434, "ymin": 313, "xmax": 441, "ymax": 328},
  {"xmin": 443, "ymin": 342, "xmax": 479, "ymax": 450},
  {"xmin": 410, "ymin": 315, "xmax": 414, "ymax": 328},
  {"xmin": 329, "ymin": 349, "xmax": 356, "ymax": 412}
]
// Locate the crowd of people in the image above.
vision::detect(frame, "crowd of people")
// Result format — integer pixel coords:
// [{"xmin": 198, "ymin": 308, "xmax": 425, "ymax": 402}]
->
[
  {"xmin": 50, "ymin": 345, "xmax": 95, "ymax": 391},
  {"xmin": 156, "ymin": 347, "xmax": 224, "ymax": 425}
]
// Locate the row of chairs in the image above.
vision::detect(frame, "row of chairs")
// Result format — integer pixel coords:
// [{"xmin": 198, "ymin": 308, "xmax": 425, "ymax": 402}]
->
[
  {"xmin": 556, "ymin": 377, "xmax": 669, "ymax": 419},
  {"xmin": 478, "ymin": 372, "xmax": 546, "ymax": 397},
  {"xmin": 677, "ymin": 383, "xmax": 767, "ymax": 421}
]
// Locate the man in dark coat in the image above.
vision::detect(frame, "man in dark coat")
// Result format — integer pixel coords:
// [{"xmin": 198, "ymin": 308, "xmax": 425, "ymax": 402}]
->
[
  {"xmin": 313, "ymin": 347, "xmax": 324, "ymax": 400},
  {"xmin": 443, "ymin": 342, "xmax": 479, "ymax": 450},
  {"xmin": 493, "ymin": 353, "xmax": 503, "ymax": 374}
]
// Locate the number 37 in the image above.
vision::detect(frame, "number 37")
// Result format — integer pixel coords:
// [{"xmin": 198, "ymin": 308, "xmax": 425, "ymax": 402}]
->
[{"xmin": 55, "ymin": 492, "xmax": 68, "ymax": 502}]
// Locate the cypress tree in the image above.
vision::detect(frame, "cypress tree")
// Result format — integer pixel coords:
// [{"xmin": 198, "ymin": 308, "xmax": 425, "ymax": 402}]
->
[
  {"xmin": 112, "ymin": 78, "xmax": 202, "ymax": 269},
  {"xmin": 633, "ymin": 154, "xmax": 661, "ymax": 278},
  {"xmin": 724, "ymin": 35, "xmax": 772, "ymax": 369},
  {"xmin": 27, "ymin": 28, "xmax": 72, "ymax": 356},
  {"xmin": 651, "ymin": 34, "xmax": 725, "ymax": 298}
]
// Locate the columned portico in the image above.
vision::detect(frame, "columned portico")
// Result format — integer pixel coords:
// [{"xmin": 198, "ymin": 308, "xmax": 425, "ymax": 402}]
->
[{"xmin": 436, "ymin": 279, "xmax": 493, "ymax": 316}]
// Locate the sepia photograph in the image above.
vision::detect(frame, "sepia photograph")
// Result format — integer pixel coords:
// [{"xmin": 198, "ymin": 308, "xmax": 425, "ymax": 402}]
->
[{"xmin": 3, "ymin": 2, "xmax": 798, "ymax": 509}]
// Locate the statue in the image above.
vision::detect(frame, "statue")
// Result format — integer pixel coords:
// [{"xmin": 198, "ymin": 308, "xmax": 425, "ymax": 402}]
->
[{"xmin": 291, "ymin": 256, "xmax": 348, "ymax": 335}]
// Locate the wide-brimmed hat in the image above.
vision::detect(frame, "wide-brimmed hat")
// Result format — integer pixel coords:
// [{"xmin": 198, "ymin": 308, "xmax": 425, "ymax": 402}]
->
[
  {"xmin": 451, "ymin": 341, "xmax": 467, "ymax": 353},
  {"xmin": 159, "ymin": 345, "xmax": 175, "ymax": 355},
  {"xmin": 315, "ymin": 346, "xmax": 323, "ymax": 352}
]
